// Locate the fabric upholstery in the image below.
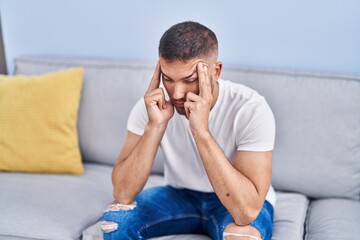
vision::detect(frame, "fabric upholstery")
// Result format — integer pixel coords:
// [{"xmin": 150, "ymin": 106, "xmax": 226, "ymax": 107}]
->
[
  {"xmin": 305, "ymin": 199, "xmax": 360, "ymax": 240},
  {"xmin": 0, "ymin": 163, "xmax": 113, "ymax": 240},
  {"xmin": 0, "ymin": 68, "xmax": 84, "ymax": 174},
  {"xmin": 272, "ymin": 192, "xmax": 309, "ymax": 240}
]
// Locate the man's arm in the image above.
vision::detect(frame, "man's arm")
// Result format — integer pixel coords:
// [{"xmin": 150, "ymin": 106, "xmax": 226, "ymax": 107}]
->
[
  {"xmin": 185, "ymin": 63, "xmax": 272, "ymax": 226},
  {"xmin": 112, "ymin": 61, "xmax": 174, "ymax": 204},
  {"xmin": 194, "ymin": 132, "xmax": 272, "ymax": 226},
  {"xmin": 111, "ymin": 126, "xmax": 166, "ymax": 204}
]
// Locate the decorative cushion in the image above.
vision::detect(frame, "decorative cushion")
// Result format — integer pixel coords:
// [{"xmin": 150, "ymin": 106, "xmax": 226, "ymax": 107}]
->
[{"xmin": 0, "ymin": 68, "xmax": 84, "ymax": 174}]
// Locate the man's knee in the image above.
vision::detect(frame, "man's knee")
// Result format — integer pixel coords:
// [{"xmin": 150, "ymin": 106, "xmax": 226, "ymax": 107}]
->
[
  {"xmin": 223, "ymin": 223, "xmax": 262, "ymax": 240},
  {"xmin": 102, "ymin": 202, "xmax": 137, "ymax": 235},
  {"xmin": 101, "ymin": 221, "xmax": 118, "ymax": 233},
  {"xmin": 103, "ymin": 201, "xmax": 137, "ymax": 212}
]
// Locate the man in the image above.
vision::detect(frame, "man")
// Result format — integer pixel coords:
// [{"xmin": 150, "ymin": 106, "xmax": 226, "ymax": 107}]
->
[{"xmin": 102, "ymin": 21, "xmax": 275, "ymax": 240}]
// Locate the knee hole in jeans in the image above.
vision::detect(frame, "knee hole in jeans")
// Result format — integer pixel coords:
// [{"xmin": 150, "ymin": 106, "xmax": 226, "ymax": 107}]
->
[
  {"xmin": 101, "ymin": 221, "xmax": 118, "ymax": 233},
  {"xmin": 103, "ymin": 201, "xmax": 137, "ymax": 212},
  {"xmin": 223, "ymin": 223, "xmax": 262, "ymax": 240}
]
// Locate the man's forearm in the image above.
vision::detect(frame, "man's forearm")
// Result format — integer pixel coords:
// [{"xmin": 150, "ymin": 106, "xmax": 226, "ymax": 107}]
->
[
  {"xmin": 112, "ymin": 124, "xmax": 166, "ymax": 204},
  {"xmin": 193, "ymin": 131, "xmax": 263, "ymax": 225}
]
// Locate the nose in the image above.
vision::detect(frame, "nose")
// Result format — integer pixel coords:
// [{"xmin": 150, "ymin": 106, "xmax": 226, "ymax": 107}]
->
[{"xmin": 173, "ymin": 83, "xmax": 186, "ymax": 100}]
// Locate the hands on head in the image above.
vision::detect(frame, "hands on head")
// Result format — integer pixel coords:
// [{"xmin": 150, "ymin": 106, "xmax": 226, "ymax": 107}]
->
[{"xmin": 144, "ymin": 60, "xmax": 214, "ymax": 134}]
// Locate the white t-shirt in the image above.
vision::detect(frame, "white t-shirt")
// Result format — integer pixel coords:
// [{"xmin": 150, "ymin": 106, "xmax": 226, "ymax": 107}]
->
[{"xmin": 127, "ymin": 79, "xmax": 276, "ymax": 206}]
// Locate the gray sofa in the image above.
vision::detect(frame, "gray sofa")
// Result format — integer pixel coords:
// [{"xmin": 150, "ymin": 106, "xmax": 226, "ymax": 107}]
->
[{"xmin": 1, "ymin": 56, "xmax": 359, "ymax": 240}]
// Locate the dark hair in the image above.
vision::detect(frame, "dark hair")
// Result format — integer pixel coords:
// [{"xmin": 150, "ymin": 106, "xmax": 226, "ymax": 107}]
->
[{"xmin": 159, "ymin": 21, "xmax": 218, "ymax": 62}]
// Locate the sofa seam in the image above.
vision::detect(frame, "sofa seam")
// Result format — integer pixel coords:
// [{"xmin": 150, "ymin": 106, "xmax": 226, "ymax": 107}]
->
[
  {"xmin": 223, "ymin": 66, "xmax": 360, "ymax": 81},
  {"xmin": 303, "ymin": 198, "xmax": 313, "ymax": 240},
  {"xmin": 14, "ymin": 57, "xmax": 154, "ymax": 71}
]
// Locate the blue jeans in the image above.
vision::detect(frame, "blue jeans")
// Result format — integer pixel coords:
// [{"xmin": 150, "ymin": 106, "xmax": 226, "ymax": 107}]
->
[{"xmin": 102, "ymin": 185, "xmax": 273, "ymax": 240}]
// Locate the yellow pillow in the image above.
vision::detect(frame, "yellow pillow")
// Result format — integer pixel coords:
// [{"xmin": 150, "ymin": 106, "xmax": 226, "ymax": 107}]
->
[{"xmin": 0, "ymin": 68, "xmax": 84, "ymax": 174}]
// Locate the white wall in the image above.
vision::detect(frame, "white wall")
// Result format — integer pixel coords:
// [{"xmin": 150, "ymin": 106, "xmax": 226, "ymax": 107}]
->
[{"xmin": 0, "ymin": 0, "xmax": 359, "ymax": 75}]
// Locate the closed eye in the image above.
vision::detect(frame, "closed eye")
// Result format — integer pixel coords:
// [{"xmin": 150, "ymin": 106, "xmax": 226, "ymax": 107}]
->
[
  {"xmin": 185, "ymin": 78, "xmax": 198, "ymax": 84},
  {"xmin": 162, "ymin": 76, "xmax": 173, "ymax": 82}
]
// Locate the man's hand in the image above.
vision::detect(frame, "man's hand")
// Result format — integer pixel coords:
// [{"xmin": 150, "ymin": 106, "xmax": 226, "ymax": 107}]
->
[
  {"xmin": 184, "ymin": 63, "xmax": 213, "ymax": 136},
  {"xmin": 144, "ymin": 61, "xmax": 174, "ymax": 128}
]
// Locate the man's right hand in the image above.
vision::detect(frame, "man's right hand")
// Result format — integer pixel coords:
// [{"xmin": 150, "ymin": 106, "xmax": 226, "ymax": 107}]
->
[{"xmin": 144, "ymin": 61, "xmax": 174, "ymax": 128}]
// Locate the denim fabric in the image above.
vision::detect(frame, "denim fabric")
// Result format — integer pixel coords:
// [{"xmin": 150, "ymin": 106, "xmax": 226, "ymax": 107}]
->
[{"xmin": 102, "ymin": 185, "xmax": 273, "ymax": 240}]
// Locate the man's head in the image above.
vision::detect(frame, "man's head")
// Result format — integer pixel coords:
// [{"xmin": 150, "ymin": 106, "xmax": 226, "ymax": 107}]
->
[
  {"xmin": 159, "ymin": 21, "xmax": 218, "ymax": 62},
  {"xmin": 158, "ymin": 21, "xmax": 222, "ymax": 115}
]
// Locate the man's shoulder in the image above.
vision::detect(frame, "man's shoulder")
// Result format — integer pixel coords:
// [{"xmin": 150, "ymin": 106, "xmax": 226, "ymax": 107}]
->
[{"xmin": 219, "ymin": 78, "xmax": 264, "ymax": 103}]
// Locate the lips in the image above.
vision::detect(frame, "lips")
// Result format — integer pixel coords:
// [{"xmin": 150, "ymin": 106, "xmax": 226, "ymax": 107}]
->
[{"xmin": 173, "ymin": 101, "xmax": 185, "ymax": 108}]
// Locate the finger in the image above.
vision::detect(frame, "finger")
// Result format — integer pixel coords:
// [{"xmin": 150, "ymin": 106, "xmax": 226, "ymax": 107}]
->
[
  {"xmin": 152, "ymin": 91, "xmax": 166, "ymax": 109},
  {"xmin": 198, "ymin": 63, "xmax": 212, "ymax": 100},
  {"xmin": 157, "ymin": 93, "xmax": 165, "ymax": 110},
  {"xmin": 145, "ymin": 90, "xmax": 165, "ymax": 108},
  {"xmin": 159, "ymin": 88, "xmax": 166, "ymax": 109},
  {"xmin": 146, "ymin": 60, "xmax": 161, "ymax": 93},
  {"xmin": 184, "ymin": 101, "xmax": 194, "ymax": 119},
  {"xmin": 186, "ymin": 92, "xmax": 201, "ymax": 102}
]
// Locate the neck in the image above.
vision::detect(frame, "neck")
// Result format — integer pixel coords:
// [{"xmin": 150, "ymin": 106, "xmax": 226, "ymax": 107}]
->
[{"xmin": 210, "ymin": 80, "xmax": 220, "ymax": 110}]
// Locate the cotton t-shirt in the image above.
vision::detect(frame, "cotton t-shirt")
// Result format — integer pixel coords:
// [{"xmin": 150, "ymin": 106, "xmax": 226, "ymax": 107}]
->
[{"xmin": 127, "ymin": 79, "xmax": 276, "ymax": 206}]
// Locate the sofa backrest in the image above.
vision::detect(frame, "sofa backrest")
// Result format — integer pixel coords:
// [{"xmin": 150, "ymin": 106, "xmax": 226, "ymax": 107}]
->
[{"xmin": 14, "ymin": 56, "xmax": 360, "ymax": 201}]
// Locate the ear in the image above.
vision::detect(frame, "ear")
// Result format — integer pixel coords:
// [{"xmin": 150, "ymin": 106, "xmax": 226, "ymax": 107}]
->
[{"xmin": 213, "ymin": 61, "xmax": 223, "ymax": 81}]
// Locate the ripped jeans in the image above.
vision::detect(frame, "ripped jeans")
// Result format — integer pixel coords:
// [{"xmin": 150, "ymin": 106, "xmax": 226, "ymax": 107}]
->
[{"xmin": 102, "ymin": 185, "xmax": 273, "ymax": 240}]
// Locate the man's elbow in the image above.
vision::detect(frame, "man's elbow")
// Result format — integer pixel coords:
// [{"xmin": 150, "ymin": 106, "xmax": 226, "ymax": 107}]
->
[{"xmin": 231, "ymin": 204, "xmax": 262, "ymax": 226}]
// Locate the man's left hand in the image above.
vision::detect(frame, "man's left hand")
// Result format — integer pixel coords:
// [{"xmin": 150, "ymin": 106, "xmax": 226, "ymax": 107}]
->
[{"xmin": 185, "ymin": 62, "xmax": 213, "ymax": 136}]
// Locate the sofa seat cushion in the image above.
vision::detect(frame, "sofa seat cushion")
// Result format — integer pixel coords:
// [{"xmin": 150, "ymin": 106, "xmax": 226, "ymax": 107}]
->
[
  {"xmin": 0, "ymin": 163, "xmax": 115, "ymax": 240},
  {"xmin": 305, "ymin": 198, "xmax": 360, "ymax": 240},
  {"xmin": 272, "ymin": 192, "xmax": 309, "ymax": 240}
]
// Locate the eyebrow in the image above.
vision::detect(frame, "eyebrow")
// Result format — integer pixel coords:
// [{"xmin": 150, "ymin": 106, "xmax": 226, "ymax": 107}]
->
[{"xmin": 161, "ymin": 69, "xmax": 197, "ymax": 81}]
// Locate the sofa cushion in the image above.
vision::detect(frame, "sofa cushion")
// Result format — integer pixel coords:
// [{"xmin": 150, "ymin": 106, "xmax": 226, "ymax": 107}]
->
[
  {"xmin": 272, "ymin": 192, "xmax": 309, "ymax": 240},
  {"xmin": 305, "ymin": 199, "xmax": 360, "ymax": 240},
  {"xmin": 14, "ymin": 56, "xmax": 165, "ymax": 174},
  {"xmin": 0, "ymin": 68, "xmax": 84, "ymax": 174},
  {"xmin": 221, "ymin": 68, "xmax": 360, "ymax": 200},
  {"xmin": 0, "ymin": 163, "xmax": 114, "ymax": 240}
]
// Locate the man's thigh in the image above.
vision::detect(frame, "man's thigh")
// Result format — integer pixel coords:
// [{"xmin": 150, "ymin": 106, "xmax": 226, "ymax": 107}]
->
[
  {"xmin": 206, "ymin": 200, "xmax": 274, "ymax": 240},
  {"xmin": 102, "ymin": 185, "xmax": 204, "ymax": 239}
]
